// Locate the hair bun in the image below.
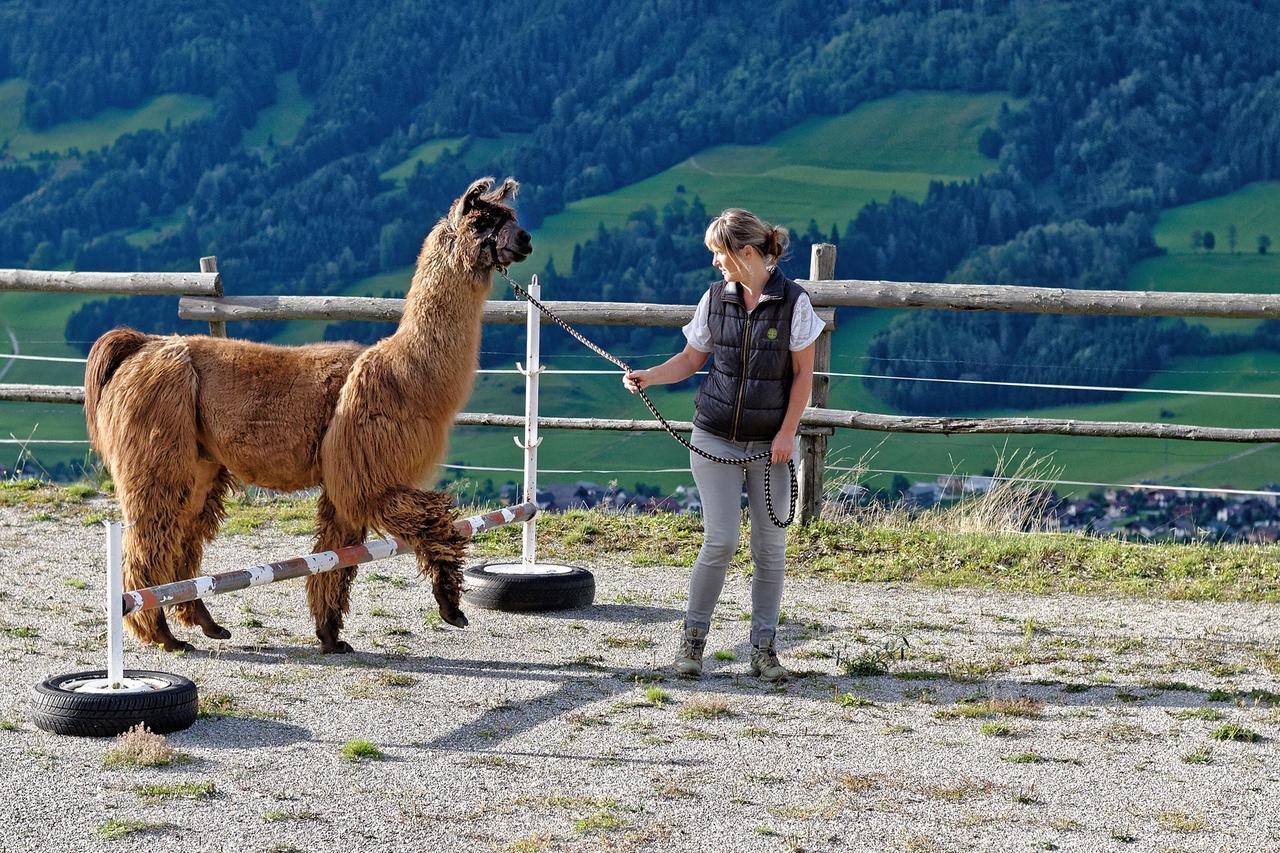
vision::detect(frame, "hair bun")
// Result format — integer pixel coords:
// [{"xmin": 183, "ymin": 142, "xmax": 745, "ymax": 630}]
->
[{"xmin": 766, "ymin": 226, "xmax": 789, "ymax": 259}]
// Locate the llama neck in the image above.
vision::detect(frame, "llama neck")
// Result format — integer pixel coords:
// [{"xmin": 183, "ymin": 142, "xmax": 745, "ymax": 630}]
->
[{"xmin": 391, "ymin": 260, "xmax": 491, "ymax": 379}]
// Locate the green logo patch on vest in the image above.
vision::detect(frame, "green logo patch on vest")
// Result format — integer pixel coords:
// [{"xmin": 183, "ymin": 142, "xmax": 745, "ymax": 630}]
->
[{"xmin": 766, "ymin": 327, "xmax": 779, "ymax": 340}]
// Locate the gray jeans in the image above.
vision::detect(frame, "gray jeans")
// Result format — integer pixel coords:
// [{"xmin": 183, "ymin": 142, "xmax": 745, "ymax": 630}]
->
[{"xmin": 685, "ymin": 426, "xmax": 798, "ymax": 647}]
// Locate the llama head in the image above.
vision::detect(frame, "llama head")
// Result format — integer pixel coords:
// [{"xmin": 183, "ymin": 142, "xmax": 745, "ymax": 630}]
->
[{"xmin": 445, "ymin": 177, "xmax": 532, "ymax": 271}]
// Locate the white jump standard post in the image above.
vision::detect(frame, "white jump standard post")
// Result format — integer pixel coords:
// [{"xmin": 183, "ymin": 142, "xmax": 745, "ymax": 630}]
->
[
  {"xmin": 62, "ymin": 521, "xmax": 161, "ymax": 694},
  {"xmin": 460, "ymin": 273, "xmax": 596, "ymax": 611},
  {"xmin": 516, "ymin": 273, "xmax": 545, "ymax": 569}
]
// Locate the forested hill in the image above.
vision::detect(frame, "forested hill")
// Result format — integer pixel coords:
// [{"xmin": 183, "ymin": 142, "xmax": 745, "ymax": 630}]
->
[{"xmin": 3, "ymin": 1, "xmax": 1280, "ymax": 410}]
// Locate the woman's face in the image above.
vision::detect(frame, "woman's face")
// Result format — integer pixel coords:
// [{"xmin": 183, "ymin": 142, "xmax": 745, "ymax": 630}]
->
[{"xmin": 708, "ymin": 243, "xmax": 755, "ymax": 282}]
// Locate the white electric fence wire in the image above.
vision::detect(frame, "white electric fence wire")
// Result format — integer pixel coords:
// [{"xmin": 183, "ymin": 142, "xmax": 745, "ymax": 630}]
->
[
  {"xmin": 0, "ymin": 353, "xmax": 87, "ymax": 363},
  {"xmin": 474, "ymin": 366, "xmax": 1280, "ymax": 400},
  {"xmin": 439, "ymin": 461, "xmax": 1280, "ymax": 499}
]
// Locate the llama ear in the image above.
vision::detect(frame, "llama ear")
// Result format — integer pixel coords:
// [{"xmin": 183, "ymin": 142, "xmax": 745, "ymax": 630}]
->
[
  {"xmin": 492, "ymin": 177, "xmax": 519, "ymax": 202},
  {"xmin": 458, "ymin": 177, "xmax": 495, "ymax": 219}
]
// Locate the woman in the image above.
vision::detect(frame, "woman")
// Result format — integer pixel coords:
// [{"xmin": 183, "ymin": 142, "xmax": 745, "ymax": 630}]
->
[{"xmin": 623, "ymin": 209, "xmax": 824, "ymax": 681}]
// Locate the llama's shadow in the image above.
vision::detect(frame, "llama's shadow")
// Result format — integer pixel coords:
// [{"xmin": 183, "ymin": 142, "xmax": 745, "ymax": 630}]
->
[{"xmin": 534, "ymin": 603, "xmax": 683, "ymax": 624}]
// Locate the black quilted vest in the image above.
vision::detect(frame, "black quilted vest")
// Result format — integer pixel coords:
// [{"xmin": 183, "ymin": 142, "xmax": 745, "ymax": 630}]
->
[{"xmin": 693, "ymin": 268, "xmax": 803, "ymax": 442}]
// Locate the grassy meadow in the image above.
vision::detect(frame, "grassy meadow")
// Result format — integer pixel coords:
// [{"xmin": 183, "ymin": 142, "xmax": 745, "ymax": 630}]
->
[
  {"xmin": 242, "ymin": 70, "xmax": 313, "ymax": 151},
  {"xmin": 0, "ymin": 78, "xmax": 212, "ymax": 159},
  {"xmin": 1126, "ymin": 181, "xmax": 1280, "ymax": 332}
]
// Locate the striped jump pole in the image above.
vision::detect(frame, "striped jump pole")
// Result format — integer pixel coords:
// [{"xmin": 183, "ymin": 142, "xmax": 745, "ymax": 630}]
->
[{"xmin": 115, "ymin": 501, "xmax": 537, "ymax": 618}]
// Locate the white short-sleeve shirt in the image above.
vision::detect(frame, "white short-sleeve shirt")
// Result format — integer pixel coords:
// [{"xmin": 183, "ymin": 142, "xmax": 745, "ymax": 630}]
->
[{"xmin": 682, "ymin": 286, "xmax": 825, "ymax": 353}]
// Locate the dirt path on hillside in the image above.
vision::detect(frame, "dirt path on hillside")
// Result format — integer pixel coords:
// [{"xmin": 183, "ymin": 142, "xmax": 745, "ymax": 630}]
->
[{"xmin": 0, "ymin": 505, "xmax": 1277, "ymax": 852}]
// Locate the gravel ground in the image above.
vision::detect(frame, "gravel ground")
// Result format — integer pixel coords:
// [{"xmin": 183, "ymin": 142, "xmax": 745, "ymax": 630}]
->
[{"xmin": 1, "ymin": 505, "xmax": 1279, "ymax": 852}]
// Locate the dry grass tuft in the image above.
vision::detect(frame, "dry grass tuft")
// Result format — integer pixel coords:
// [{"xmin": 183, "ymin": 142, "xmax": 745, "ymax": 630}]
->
[
  {"xmin": 102, "ymin": 724, "xmax": 189, "ymax": 769},
  {"xmin": 677, "ymin": 696, "xmax": 732, "ymax": 720},
  {"xmin": 923, "ymin": 776, "xmax": 995, "ymax": 802}
]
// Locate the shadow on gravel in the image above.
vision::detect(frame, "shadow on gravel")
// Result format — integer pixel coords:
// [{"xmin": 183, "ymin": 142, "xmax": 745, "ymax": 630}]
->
[
  {"xmin": 536, "ymin": 603, "xmax": 684, "ymax": 624},
  {"xmin": 175, "ymin": 716, "xmax": 312, "ymax": 749}
]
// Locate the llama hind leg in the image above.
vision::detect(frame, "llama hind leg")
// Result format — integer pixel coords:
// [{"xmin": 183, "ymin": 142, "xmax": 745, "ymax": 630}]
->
[
  {"xmin": 120, "ymin": 498, "xmax": 197, "ymax": 653},
  {"xmin": 370, "ymin": 487, "xmax": 470, "ymax": 628},
  {"xmin": 170, "ymin": 464, "xmax": 235, "ymax": 640},
  {"xmin": 306, "ymin": 492, "xmax": 365, "ymax": 653}
]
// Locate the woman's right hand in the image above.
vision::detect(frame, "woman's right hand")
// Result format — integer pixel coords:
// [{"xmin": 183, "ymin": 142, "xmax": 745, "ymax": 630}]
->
[{"xmin": 623, "ymin": 369, "xmax": 651, "ymax": 394}]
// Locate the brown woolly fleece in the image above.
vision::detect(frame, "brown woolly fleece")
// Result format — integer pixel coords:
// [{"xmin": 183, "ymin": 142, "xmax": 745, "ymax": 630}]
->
[{"xmin": 84, "ymin": 177, "xmax": 532, "ymax": 653}]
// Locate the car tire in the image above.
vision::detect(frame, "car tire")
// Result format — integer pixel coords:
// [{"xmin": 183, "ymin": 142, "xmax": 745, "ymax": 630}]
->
[
  {"xmin": 30, "ymin": 670, "xmax": 198, "ymax": 737},
  {"xmin": 462, "ymin": 563, "xmax": 595, "ymax": 612}
]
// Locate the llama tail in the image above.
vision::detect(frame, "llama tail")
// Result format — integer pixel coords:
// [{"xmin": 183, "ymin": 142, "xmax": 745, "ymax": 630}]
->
[{"xmin": 84, "ymin": 328, "xmax": 151, "ymax": 447}]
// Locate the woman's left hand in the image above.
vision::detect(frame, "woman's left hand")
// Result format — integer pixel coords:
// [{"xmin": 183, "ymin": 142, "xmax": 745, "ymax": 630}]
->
[{"xmin": 771, "ymin": 430, "xmax": 796, "ymax": 465}]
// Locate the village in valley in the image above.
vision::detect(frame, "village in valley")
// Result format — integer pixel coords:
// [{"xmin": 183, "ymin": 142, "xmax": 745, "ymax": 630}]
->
[{"xmin": 497, "ymin": 475, "xmax": 1280, "ymax": 545}]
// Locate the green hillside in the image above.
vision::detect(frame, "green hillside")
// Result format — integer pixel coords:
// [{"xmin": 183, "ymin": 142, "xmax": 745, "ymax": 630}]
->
[
  {"xmin": 0, "ymin": 78, "xmax": 214, "ymax": 159},
  {"xmin": 526, "ymin": 91, "xmax": 1013, "ymax": 276},
  {"xmin": 380, "ymin": 137, "xmax": 467, "ymax": 187},
  {"xmin": 6, "ymin": 89, "xmax": 1280, "ymax": 495},
  {"xmin": 1126, "ymin": 181, "xmax": 1280, "ymax": 331}
]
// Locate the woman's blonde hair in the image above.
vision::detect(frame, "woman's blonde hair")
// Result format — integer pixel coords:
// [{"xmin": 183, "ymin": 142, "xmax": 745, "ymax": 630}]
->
[{"xmin": 704, "ymin": 208, "xmax": 789, "ymax": 270}]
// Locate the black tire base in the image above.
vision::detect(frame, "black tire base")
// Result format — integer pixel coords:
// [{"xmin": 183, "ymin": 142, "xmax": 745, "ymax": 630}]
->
[
  {"xmin": 462, "ymin": 563, "xmax": 596, "ymax": 612},
  {"xmin": 30, "ymin": 670, "xmax": 198, "ymax": 737}
]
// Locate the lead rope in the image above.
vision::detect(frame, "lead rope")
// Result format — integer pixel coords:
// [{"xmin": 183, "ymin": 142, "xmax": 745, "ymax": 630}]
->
[{"xmin": 496, "ymin": 266, "xmax": 796, "ymax": 528}]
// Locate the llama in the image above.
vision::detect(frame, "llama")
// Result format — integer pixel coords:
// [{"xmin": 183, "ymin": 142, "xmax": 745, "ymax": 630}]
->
[{"xmin": 84, "ymin": 177, "xmax": 531, "ymax": 653}]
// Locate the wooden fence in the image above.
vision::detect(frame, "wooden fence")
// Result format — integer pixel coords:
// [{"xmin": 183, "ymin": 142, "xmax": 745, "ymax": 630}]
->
[{"xmin": 4, "ymin": 245, "xmax": 1280, "ymax": 523}]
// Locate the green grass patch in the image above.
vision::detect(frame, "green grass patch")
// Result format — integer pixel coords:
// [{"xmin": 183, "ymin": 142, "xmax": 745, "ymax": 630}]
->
[
  {"xmin": 135, "ymin": 780, "xmax": 217, "ymax": 801},
  {"xmin": 1182, "ymin": 746, "xmax": 1213, "ymax": 764},
  {"xmin": 1211, "ymin": 724, "xmax": 1261, "ymax": 743},
  {"xmin": 221, "ymin": 495, "xmax": 316, "ymax": 535},
  {"xmin": 96, "ymin": 818, "xmax": 168, "ymax": 840},
  {"xmin": 835, "ymin": 692, "xmax": 876, "ymax": 709},
  {"xmin": 1170, "ymin": 707, "xmax": 1224, "ymax": 722},
  {"xmin": 340, "ymin": 739, "xmax": 384, "ymax": 762},
  {"xmin": 573, "ymin": 810, "xmax": 630, "ymax": 833},
  {"xmin": 642, "ymin": 686, "xmax": 672, "ymax": 707}
]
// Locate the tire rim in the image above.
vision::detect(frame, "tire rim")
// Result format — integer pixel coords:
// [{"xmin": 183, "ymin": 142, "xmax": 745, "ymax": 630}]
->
[
  {"xmin": 481, "ymin": 562, "xmax": 579, "ymax": 576},
  {"xmin": 61, "ymin": 676, "xmax": 172, "ymax": 694}
]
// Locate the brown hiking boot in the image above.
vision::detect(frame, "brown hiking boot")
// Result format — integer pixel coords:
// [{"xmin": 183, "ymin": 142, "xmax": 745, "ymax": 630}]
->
[
  {"xmin": 676, "ymin": 625, "xmax": 707, "ymax": 678},
  {"xmin": 750, "ymin": 639, "xmax": 788, "ymax": 683}
]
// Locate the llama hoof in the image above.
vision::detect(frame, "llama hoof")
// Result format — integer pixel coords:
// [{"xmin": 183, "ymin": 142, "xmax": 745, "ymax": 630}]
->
[
  {"xmin": 441, "ymin": 608, "xmax": 469, "ymax": 629},
  {"xmin": 321, "ymin": 640, "xmax": 354, "ymax": 655},
  {"xmin": 159, "ymin": 639, "xmax": 196, "ymax": 654},
  {"xmin": 201, "ymin": 625, "xmax": 232, "ymax": 640}
]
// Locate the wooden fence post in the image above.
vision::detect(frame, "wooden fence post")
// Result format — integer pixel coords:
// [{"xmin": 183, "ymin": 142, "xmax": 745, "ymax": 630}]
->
[
  {"xmin": 798, "ymin": 243, "xmax": 836, "ymax": 524},
  {"xmin": 200, "ymin": 256, "xmax": 226, "ymax": 338}
]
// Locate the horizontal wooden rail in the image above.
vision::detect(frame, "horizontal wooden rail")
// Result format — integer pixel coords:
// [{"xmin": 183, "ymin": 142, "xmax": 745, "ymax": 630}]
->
[
  {"xmin": 179, "ymin": 295, "xmax": 691, "ymax": 326},
  {"xmin": 10, "ymin": 383, "xmax": 1277, "ymax": 445},
  {"xmin": 800, "ymin": 407, "xmax": 1280, "ymax": 442},
  {"xmin": 178, "ymin": 295, "xmax": 837, "ymax": 328},
  {"xmin": 798, "ymin": 279, "xmax": 1280, "ymax": 320},
  {"xmin": 0, "ymin": 270, "xmax": 221, "ymax": 296},
  {"xmin": 181, "ymin": 282, "xmax": 1280, "ymax": 326},
  {"xmin": 0, "ymin": 384, "xmax": 85, "ymax": 404}
]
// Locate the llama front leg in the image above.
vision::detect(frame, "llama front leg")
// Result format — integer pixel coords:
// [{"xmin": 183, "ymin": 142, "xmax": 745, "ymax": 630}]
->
[
  {"xmin": 371, "ymin": 487, "xmax": 470, "ymax": 628},
  {"xmin": 307, "ymin": 493, "xmax": 366, "ymax": 653}
]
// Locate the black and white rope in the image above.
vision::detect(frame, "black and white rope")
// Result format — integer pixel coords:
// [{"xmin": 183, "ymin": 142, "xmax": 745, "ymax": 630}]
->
[{"xmin": 496, "ymin": 267, "xmax": 796, "ymax": 527}]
